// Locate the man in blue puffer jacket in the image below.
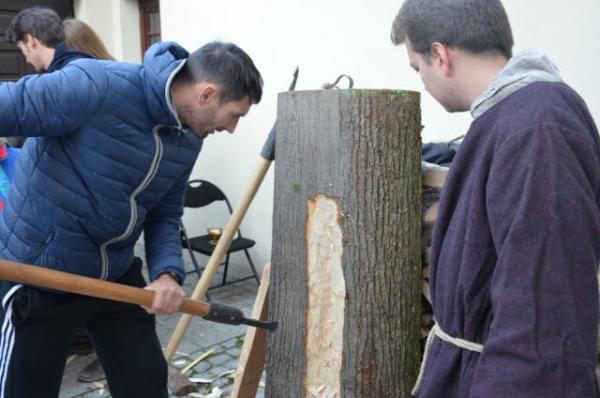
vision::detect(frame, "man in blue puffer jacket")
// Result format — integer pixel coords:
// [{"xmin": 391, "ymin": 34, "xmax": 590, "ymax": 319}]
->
[{"xmin": 0, "ymin": 36, "xmax": 263, "ymax": 397}]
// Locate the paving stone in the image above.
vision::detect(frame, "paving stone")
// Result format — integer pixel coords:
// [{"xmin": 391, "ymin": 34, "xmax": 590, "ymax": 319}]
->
[
  {"xmin": 190, "ymin": 359, "xmax": 213, "ymax": 374},
  {"xmin": 223, "ymin": 337, "xmax": 239, "ymax": 349},
  {"xmin": 207, "ymin": 365, "xmax": 230, "ymax": 379},
  {"xmin": 227, "ymin": 346, "xmax": 242, "ymax": 359},
  {"xmin": 212, "ymin": 377, "xmax": 229, "ymax": 388}
]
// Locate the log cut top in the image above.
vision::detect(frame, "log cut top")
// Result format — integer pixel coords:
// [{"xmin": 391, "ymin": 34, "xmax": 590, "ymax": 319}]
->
[{"xmin": 421, "ymin": 81, "xmax": 600, "ymax": 398}]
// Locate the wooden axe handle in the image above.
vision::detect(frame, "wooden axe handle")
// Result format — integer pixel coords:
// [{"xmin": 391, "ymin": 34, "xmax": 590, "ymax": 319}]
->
[
  {"xmin": 0, "ymin": 258, "xmax": 210, "ymax": 316},
  {"xmin": 164, "ymin": 157, "xmax": 272, "ymax": 360}
]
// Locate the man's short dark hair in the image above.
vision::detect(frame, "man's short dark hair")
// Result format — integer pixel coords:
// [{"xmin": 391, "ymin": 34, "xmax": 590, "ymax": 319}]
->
[
  {"xmin": 175, "ymin": 41, "xmax": 263, "ymax": 104},
  {"xmin": 5, "ymin": 7, "xmax": 64, "ymax": 48},
  {"xmin": 391, "ymin": 0, "xmax": 514, "ymax": 59}
]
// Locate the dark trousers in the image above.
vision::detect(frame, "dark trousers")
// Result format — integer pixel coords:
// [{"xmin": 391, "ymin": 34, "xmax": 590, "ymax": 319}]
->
[{"xmin": 0, "ymin": 260, "xmax": 167, "ymax": 398}]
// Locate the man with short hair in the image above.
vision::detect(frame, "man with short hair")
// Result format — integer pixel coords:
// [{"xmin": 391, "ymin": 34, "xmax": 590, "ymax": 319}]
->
[
  {"xmin": 5, "ymin": 7, "xmax": 91, "ymax": 149},
  {"xmin": 391, "ymin": 1, "xmax": 600, "ymax": 397},
  {"xmin": 5, "ymin": 6, "xmax": 90, "ymax": 73},
  {"xmin": 0, "ymin": 39, "xmax": 262, "ymax": 397}
]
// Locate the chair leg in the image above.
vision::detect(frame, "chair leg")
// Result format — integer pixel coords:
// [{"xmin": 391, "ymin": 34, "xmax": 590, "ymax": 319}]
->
[
  {"xmin": 181, "ymin": 223, "xmax": 202, "ymax": 277},
  {"xmin": 189, "ymin": 249, "xmax": 212, "ymax": 300},
  {"xmin": 222, "ymin": 253, "xmax": 230, "ymax": 286},
  {"xmin": 187, "ymin": 249, "xmax": 204, "ymax": 278},
  {"xmin": 244, "ymin": 249, "xmax": 261, "ymax": 285},
  {"xmin": 185, "ymin": 242, "xmax": 211, "ymax": 300}
]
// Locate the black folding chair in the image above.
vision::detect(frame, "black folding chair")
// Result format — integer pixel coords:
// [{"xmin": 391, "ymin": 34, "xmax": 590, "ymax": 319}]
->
[{"xmin": 180, "ymin": 179, "xmax": 260, "ymax": 289}]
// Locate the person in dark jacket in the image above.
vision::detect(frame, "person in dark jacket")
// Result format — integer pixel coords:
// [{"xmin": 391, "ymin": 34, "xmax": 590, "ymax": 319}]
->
[
  {"xmin": 0, "ymin": 25, "xmax": 263, "ymax": 397},
  {"xmin": 391, "ymin": 1, "xmax": 600, "ymax": 397},
  {"xmin": 4, "ymin": 7, "xmax": 92, "ymax": 149},
  {"xmin": 5, "ymin": 7, "xmax": 91, "ymax": 73}
]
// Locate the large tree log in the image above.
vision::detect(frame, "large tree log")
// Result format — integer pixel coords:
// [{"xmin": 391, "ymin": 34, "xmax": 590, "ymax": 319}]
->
[{"xmin": 266, "ymin": 89, "xmax": 422, "ymax": 398}]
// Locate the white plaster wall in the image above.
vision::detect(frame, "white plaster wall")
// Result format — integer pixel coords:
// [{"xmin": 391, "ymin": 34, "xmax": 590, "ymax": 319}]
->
[
  {"xmin": 74, "ymin": 0, "xmax": 141, "ymax": 63},
  {"xmin": 160, "ymin": 0, "xmax": 600, "ymax": 270},
  {"xmin": 73, "ymin": 0, "xmax": 115, "ymax": 53}
]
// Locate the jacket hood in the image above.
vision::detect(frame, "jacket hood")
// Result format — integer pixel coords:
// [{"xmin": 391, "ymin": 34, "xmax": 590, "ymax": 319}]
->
[
  {"xmin": 470, "ymin": 49, "xmax": 563, "ymax": 119},
  {"xmin": 141, "ymin": 41, "xmax": 189, "ymax": 128}
]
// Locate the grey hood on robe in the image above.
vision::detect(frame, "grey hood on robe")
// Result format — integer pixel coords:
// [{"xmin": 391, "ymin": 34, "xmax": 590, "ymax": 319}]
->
[{"xmin": 470, "ymin": 49, "xmax": 563, "ymax": 119}]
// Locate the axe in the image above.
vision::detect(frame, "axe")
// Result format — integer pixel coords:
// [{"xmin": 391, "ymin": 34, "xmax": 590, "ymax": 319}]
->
[{"xmin": 0, "ymin": 258, "xmax": 276, "ymax": 331}]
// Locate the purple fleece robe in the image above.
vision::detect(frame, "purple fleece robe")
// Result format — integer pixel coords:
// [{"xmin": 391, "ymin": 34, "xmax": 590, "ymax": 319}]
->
[{"xmin": 419, "ymin": 81, "xmax": 600, "ymax": 397}]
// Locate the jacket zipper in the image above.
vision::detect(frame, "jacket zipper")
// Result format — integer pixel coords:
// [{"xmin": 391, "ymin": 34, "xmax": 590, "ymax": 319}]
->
[
  {"xmin": 98, "ymin": 126, "xmax": 164, "ymax": 280},
  {"xmin": 98, "ymin": 61, "xmax": 184, "ymax": 280}
]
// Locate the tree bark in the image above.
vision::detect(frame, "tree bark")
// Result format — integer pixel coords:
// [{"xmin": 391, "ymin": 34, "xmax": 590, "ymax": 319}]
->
[{"xmin": 266, "ymin": 89, "xmax": 422, "ymax": 398}]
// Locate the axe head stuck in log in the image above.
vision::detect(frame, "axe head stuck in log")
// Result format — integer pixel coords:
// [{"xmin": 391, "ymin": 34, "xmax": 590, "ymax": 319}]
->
[{"xmin": 260, "ymin": 66, "xmax": 299, "ymax": 162}]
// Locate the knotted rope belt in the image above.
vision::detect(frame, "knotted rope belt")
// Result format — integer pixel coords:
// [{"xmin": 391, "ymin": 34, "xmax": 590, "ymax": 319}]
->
[{"xmin": 412, "ymin": 323, "xmax": 484, "ymax": 396}]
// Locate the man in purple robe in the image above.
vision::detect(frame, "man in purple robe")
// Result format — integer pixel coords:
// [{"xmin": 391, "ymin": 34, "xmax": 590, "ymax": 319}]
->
[{"xmin": 391, "ymin": 1, "xmax": 600, "ymax": 396}]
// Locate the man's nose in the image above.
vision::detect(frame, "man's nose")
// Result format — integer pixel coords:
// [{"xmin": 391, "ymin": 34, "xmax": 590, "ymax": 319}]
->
[{"xmin": 225, "ymin": 119, "xmax": 239, "ymax": 134}]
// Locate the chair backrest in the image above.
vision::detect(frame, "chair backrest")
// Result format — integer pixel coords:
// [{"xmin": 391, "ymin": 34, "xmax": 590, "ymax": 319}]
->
[{"xmin": 184, "ymin": 179, "xmax": 232, "ymax": 211}]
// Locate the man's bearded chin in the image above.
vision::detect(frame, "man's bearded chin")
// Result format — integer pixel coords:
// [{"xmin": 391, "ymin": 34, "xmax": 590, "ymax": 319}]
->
[
  {"xmin": 178, "ymin": 108, "xmax": 211, "ymax": 137},
  {"xmin": 191, "ymin": 126, "xmax": 213, "ymax": 139}
]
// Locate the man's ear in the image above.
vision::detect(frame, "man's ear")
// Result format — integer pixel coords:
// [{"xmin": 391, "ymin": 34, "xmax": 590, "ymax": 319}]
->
[
  {"xmin": 23, "ymin": 33, "xmax": 38, "ymax": 48},
  {"xmin": 196, "ymin": 83, "xmax": 219, "ymax": 104},
  {"xmin": 431, "ymin": 42, "xmax": 452, "ymax": 76}
]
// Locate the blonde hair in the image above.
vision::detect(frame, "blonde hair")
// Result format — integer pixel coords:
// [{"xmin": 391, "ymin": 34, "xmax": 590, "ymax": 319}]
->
[{"xmin": 63, "ymin": 18, "xmax": 115, "ymax": 61}]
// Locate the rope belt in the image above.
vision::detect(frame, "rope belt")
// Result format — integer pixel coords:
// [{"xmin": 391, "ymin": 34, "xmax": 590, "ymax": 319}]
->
[{"xmin": 411, "ymin": 323, "xmax": 484, "ymax": 396}]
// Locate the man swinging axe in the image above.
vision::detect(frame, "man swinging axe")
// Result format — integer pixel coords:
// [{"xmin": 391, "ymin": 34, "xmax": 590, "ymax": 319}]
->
[{"xmin": 0, "ymin": 40, "xmax": 263, "ymax": 398}]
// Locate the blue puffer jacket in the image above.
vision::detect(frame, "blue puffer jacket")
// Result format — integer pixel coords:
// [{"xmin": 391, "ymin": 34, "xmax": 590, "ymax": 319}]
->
[{"xmin": 0, "ymin": 42, "xmax": 203, "ymax": 284}]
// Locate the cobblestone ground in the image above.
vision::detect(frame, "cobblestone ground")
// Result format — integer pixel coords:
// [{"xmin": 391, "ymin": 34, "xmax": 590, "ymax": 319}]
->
[
  {"xmin": 65, "ymin": 334, "xmax": 265, "ymax": 398},
  {"xmin": 59, "ymin": 243, "xmax": 265, "ymax": 397}
]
